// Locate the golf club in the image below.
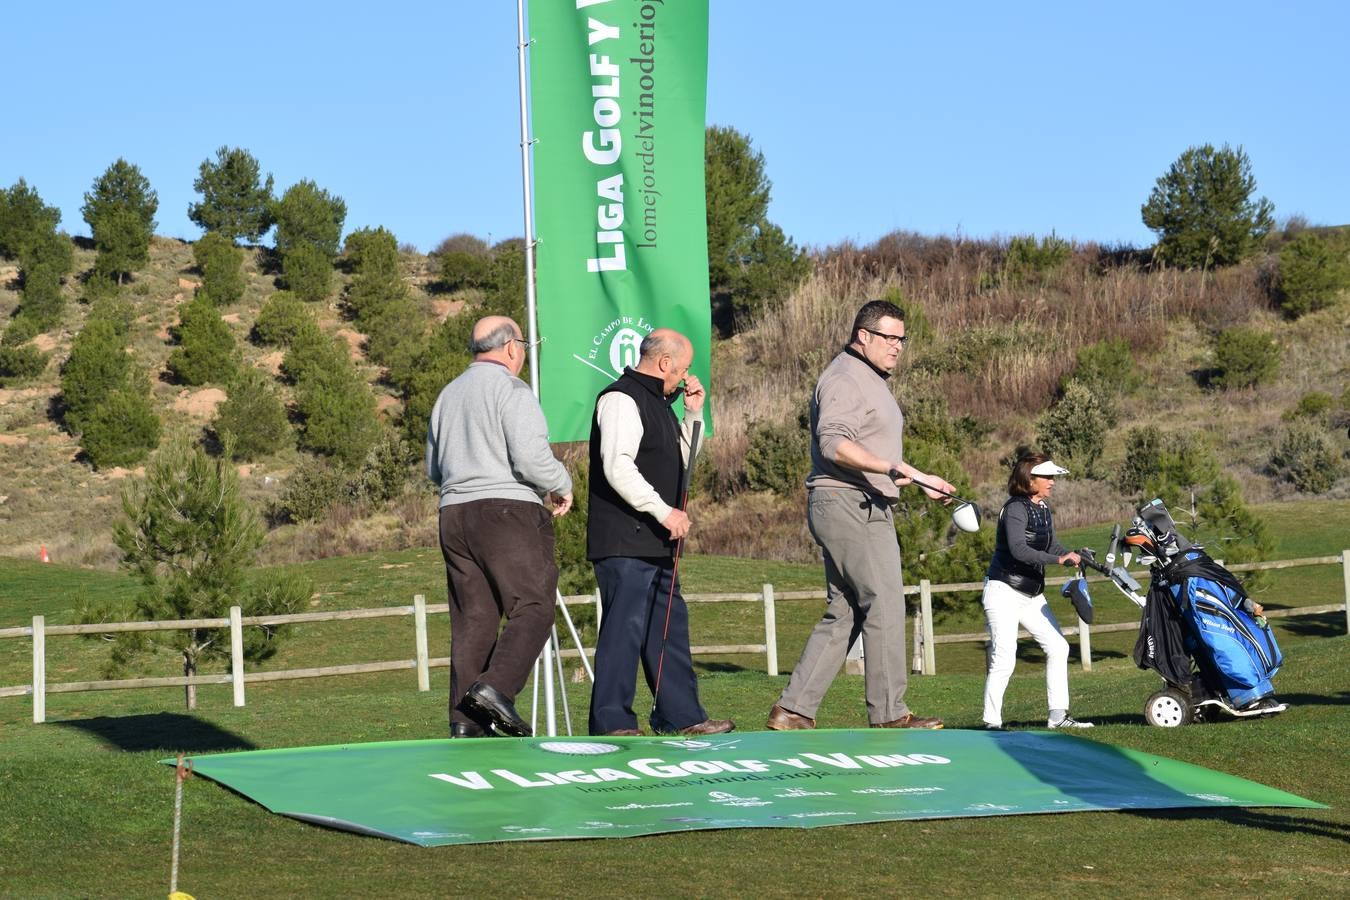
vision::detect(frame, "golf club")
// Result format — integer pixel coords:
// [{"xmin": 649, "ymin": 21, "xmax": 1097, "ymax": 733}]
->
[
  {"xmin": 650, "ymin": 419, "xmax": 702, "ymax": 718},
  {"xmin": 889, "ymin": 468, "xmax": 982, "ymax": 533}
]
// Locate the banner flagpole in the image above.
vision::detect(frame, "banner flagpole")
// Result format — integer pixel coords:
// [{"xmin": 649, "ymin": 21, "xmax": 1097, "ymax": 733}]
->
[
  {"xmin": 515, "ymin": 0, "xmax": 541, "ymax": 379},
  {"xmin": 516, "ymin": 0, "xmax": 592, "ymax": 738}
]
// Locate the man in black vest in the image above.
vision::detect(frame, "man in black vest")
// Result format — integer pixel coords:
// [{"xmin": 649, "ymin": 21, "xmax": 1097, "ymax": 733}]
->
[{"xmin": 586, "ymin": 329, "xmax": 734, "ymax": 737}]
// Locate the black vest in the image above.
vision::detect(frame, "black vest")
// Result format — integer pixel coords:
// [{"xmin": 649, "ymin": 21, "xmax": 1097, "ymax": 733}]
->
[
  {"xmin": 586, "ymin": 368, "xmax": 683, "ymax": 560},
  {"xmin": 987, "ymin": 496, "xmax": 1054, "ymax": 595}
]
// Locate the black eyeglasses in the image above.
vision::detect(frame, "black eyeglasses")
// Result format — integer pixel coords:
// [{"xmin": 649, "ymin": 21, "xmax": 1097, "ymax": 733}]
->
[{"xmin": 863, "ymin": 327, "xmax": 908, "ymax": 346}]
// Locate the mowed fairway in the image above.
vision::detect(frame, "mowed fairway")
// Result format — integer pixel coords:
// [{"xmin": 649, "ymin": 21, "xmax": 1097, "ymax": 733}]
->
[{"xmin": 1, "ymin": 501, "xmax": 1346, "ymax": 897}]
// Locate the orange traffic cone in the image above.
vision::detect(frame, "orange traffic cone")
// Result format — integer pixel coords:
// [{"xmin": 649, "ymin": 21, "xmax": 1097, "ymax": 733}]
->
[{"xmin": 39, "ymin": 545, "xmax": 50, "ymax": 563}]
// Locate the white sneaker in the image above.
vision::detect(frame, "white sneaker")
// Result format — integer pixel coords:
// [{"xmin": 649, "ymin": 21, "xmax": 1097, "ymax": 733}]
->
[{"xmin": 1048, "ymin": 715, "xmax": 1094, "ymax": 729}]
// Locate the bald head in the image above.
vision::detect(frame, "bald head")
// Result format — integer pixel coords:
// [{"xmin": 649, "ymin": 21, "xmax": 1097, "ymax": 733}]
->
[
  {"xmin": 639, "ymin": 328, "xmax": 691, "ymax": 363},
  {"xmin": 469, "ymin": 315, "xmax": 527, "ymax": 376},
  {"xmin": 470, "ymin": 316, "xmax": 521, "ymax": 354},
  {"xmin": 635, "ymin": 328, "xmax": 693, "ymax": 396}
]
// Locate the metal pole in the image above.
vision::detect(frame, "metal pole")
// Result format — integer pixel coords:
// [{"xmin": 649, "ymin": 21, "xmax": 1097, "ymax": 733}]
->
[
  {"xmin": 515, "ymin": 0, "xmax": 542, "ymax": 382},
  {"xmin": 516, "ymin": 0, "xmax": 564, "ymax": 738}
]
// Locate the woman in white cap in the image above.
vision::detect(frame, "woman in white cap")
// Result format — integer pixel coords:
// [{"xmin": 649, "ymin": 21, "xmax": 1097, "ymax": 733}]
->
[{"xmin": 981, "ymin": 451, "xmax": 1092, "ymax": 729}]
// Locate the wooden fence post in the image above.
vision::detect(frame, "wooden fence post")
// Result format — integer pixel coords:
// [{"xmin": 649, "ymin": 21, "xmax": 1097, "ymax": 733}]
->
[
  {"xmin": 1078, "ymin": 616, "xmax": 1092, "ymax": 672},
  {"xmin": 912, "ymin": 608, "xmax": 922, "ymax": 675},
  {"xmin": 762, "ymin": 584, "xmax": 778, "ymax": 677},
  {"xmin": 229, "ymin": 606, "xmax": 246, "ymax": 707},
  {"xmin": 919, "ymin": 580, "xmax": 936, "ymax": 675},
  {"xmin": 1342, "ymin": 549, "xmax": 1350, "ymax": 635},
  {"xmin": 32, "ymin": 615, "xmax": 45, "ymax": 724},
  {"xmin": 414, "ymin": 595, "xmax": 430, "ymax": 692}
]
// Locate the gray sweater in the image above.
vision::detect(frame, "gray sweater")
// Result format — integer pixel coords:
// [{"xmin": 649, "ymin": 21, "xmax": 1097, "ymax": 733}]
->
[
  {"xmin": 425, "ymin": 361, "xmax": 572, "ymax": 507},
  {"xmin": 807, "ymin": 349, "xmax": 904, "ymax": 499}
]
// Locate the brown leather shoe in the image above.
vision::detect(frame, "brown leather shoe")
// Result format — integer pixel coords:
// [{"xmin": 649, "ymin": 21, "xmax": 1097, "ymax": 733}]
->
[
  {"xmin": 871, "ymin": 713, "xmax": 944, "ymax": 729},
  {"xmin": 766, "ymin": 705, "xmax": 816, "ymax": 731},
  {"xmin": 678, "ymin": 719, "xmax": 735, "ymax": 736},
  {"xmin": 602, "ymin": 728, "xmax": 642, "ymax": 736}
]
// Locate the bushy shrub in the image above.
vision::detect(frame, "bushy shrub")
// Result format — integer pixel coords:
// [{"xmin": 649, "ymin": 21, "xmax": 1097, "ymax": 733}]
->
[
  {"xmin": 363, "ymin": 296, "xmax": 428, "ymax": 372},
  {"xmin": 438, "ymin": 251, "xmax": 491, "ymax": 291},
  {"xmin": 252, "ymin": 291, "xmax": 311, "ymax": 346},
  {"xmin": 1035, "ymin": 380, "xmax": 1112, "ymax": 478},
  {"xmin": 744, "ymin": 415, "xmax": 811, "ymax": 497},
  {"xmin": 81, "ymin": 385, "xmax": 161, "ymax": 469},
  {"xmin": 167, "ymin": 297, "xmax": 238, "ymax": 385},
  {"xmin": 213, "ymin": 368, "xmax": 292, "ymax": 460},
  {"xmin": 278, "ymin": 459, "xmax": 347, "ymax": 523},
  {"xmin": 280, "ymin": 324, "xmax": 348, "ymax": 385},
  {"xmin": 295, "ymin": 364, "xmax": 381, "ymax": 468},
  {"xmin": 1270, "ymin": 421, "xmax": 1341, "ymax": 494},
  {"xmin": 1004, "ymin": 233, "xmax": 1071, "ymax": 283},
  {"xmin": 348, "ymin": 429, "xmax": 413, "ymax": 504},
  {"xmin": 194, "ymin": 230, "xmax": 246, "ymax": 306},
  {"xmin": 1063, "ymin": 337, "xmax": 1139, "ymax": 396},
  {"xmin": 2, "ymin": 314, "xmax": 40, "ymax": 347},
  {"xmin": 0, "ymin": 344, "xmax": 48, "ymax": 384},
  {"xmin": 85, "ymin": 295, "xmax": 135, "ymax": 335},
  {"xmin": 1213, "ymin": 326, "xmax": 1279, "ymax": 389},
  {"xmin": 1278, "ymin": 232, "xmax": 1350, "ymax": 318},
  {"xmin": 343, "ymin": 226, "xmax": 400, "ymax": 278},
  {"xmin": 1283, "ymin": 391, "xmax": 1334, "ymax": 424},
  {"xmin": 282, "ymin": 243, "xmax": 333, "ymax": 301},
  {"xmin": 61, "ymin": 319, "xmax": 132, "ymax": 434},
  {"xmin": 1117, "ymin": 426, "xmax": 1162, "ymax": 496}
]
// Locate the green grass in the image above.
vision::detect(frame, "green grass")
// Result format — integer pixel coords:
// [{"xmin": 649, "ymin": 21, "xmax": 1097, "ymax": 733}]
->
[
  {"xmin": 0, "ymin": 634, "xmax": 1345, "ymax": 897},
  {"xmin": 0, "ymin": 503, "xmax": 1346, "ymax": 896}
]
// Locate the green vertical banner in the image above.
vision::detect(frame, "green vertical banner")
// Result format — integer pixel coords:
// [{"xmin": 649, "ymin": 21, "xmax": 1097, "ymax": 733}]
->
[{"xmin": 528, "ymin": 0, "xmax": 712, "ymax": 441}]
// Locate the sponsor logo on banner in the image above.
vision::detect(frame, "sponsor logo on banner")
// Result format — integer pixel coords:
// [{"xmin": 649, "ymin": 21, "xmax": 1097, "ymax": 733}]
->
[
  {"xmin": 708, "ymin": 791, "xmax": 772, "ymax": 808},
  {"xmin": 572, "ymin": 317, "xmax": 656, "ymax": 383}
]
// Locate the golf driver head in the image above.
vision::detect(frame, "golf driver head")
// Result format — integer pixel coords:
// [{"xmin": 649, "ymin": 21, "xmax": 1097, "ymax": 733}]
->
[{"xmin": 951, "ymin": 501, "xmax": 981, "ymax": 533}]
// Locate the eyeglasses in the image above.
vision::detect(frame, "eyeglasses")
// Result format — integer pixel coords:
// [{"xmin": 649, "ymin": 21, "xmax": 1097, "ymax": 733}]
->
[
  {"xmin": 863, "ymin": 327, "xmax": 908, "ymax": 346},
  {"xmin": 513, "ymin": 336, "xmax": 546, "ymax": 348}
]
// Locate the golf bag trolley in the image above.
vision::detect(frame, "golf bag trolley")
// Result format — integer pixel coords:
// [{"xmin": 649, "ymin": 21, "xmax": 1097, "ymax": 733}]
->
[{"xmin": 1066, "ymin": 499, "xmax": 1286, "ymax": 727}]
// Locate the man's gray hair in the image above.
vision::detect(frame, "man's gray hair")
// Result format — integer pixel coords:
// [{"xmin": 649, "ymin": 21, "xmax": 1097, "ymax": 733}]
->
[
  {"xmin": 639, "ymin": 331, "xmax": 676, "ymax": 360},
  {"xmin": 469, "ymin": 322, "xmax": 517, "ymax": 354}
]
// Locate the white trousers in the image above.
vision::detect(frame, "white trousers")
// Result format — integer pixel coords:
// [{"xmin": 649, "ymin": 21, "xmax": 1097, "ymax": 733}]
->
[{"xmin": 981, "ymin": 578, "xmax": 1070, "ymax": 726}]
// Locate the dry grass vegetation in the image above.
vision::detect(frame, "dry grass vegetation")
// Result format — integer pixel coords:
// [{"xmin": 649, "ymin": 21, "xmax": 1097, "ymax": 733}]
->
[{"xmin": 1, "ymin": 229, "xmax": 1346, "ymax": 569}]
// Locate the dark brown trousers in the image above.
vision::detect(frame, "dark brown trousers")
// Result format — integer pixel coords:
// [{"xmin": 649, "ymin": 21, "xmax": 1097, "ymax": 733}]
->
[{"xmin": 438, "ymin": 499, "xmax": 559, "ymax": 728}]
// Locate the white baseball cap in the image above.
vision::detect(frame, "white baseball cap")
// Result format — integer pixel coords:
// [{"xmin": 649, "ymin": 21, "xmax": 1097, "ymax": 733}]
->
[{"xmin": 1030, "ymin": 460, "xmax": 1070, "ymax": 477}]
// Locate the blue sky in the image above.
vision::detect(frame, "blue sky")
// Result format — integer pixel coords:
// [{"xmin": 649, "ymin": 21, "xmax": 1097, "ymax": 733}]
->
[{"xmin": 4, "ymin": 2, "xmax": 1346, "ymax": 253}]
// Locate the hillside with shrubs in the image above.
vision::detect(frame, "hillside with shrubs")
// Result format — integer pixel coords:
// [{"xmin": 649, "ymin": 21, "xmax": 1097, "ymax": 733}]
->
[{"xmin": 1, "ymin": 142, "xmax": 1347, "ymax": 603}]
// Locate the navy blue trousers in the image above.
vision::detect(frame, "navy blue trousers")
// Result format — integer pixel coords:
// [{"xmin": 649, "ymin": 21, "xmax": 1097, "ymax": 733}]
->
[{"xmin": 588, "ymin": 556, "xmax": 707, "ymax": 735}]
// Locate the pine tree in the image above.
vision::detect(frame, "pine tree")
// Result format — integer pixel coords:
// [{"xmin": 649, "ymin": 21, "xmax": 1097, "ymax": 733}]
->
[
  {"xmin": 61, "ymin": 319, "xmax": 132, "ymax": 434},
  {"xmin": 193, "ymin": 230, "xmax": 246, "ymax": 306},
  {"xmin": 167, "ymin": 296, "xmax": 239, "ymax": 385},
  {"xmin": 213, "ymin": 367, "xmax": 292, "ymax": 460},
  {"xmin": 82, "ymin": 159, "xmax": 158, "ymax": 282},
  {"xmin": 188, "ymin": 146, "xmax": 275, "ymax": 243},
  {"xmin": 1141, "ymin": 144, "xmax": 1274, "ymax": 269},
  {"xmin": 93, "ymin": 435, "xmax": 310, "ymax": 708}
]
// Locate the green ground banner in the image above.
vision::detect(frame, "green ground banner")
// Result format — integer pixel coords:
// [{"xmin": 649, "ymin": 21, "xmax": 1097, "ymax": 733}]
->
[
  {"xmin": 527, "ymin": 0, "xmax": 712, "ymax": 441},
  {"xmin": 168, "ymin": 730, "xmax": 1322, "ymax": 847}
]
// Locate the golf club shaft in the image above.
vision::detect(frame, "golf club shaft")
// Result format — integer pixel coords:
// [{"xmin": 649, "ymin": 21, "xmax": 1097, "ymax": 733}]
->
[
  {"xmin": 890, "ymin": 469, "xmax": 975, "ymax": 507},
  {"xmin": 651, "ymin": 420, "xmax": 702, "ymax": 715}
]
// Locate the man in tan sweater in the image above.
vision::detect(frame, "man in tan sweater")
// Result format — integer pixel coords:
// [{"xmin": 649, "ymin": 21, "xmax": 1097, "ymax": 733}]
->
[{"xmin": 768, "ymin": 300, "xmax": 958, "ymax": 731}]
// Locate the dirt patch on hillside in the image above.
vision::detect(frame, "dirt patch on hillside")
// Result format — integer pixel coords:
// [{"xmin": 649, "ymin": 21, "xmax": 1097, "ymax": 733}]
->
[
  {"xmin": 430, "ymin": 298, "xmax": 464, "ymax": 322},
  {"xmin": 32, "ymin": 334, "xmax": 60, "ymax": 352},
  {"xmin": 0, "ymin": 434, "xmax": 28, "ymax": 446},
  {"xmin": 173, "ymin": 387, "xmax": 228, "ymax": 418},
  {"xmin": 336, "ymin": 329, "xmax": 366, "ymax": 361},
  {"xmin": 260, "ymin": 351, "xmax": 284, "ymax": 375}
]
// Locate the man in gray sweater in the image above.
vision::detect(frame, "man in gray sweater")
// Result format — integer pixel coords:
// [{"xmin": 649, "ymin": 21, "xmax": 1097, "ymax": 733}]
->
[
  {"xmin": 767, "ymin": 300, "xmax": 958, "ymax": 731},
  {"xmin": 427, "ymin": 315, "xmax": 573, "ymax": 738}
]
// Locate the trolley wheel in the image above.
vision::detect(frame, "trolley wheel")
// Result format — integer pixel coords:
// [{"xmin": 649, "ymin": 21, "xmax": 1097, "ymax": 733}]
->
[{"xmin": 1144, "ymin": 689, "xmax": 1193, "ymax": 727}]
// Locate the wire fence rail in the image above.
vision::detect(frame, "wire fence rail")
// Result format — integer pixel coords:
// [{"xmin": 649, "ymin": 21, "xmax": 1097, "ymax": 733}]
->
[{"xmin": 2, "ymin": 551, "xmax": 1346, "ymax": 724}]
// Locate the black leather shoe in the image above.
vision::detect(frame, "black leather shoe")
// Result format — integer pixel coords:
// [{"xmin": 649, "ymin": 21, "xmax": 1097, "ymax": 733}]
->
[
  {"xmin": 451, "ymin": 721, "xmax": 485, "ymax": 738},
  {"xmin": 461, "ymin": 681, "xmax": 532, "ymax": 737}
]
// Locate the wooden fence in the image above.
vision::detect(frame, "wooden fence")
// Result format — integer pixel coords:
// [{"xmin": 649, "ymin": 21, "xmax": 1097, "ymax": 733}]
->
[{"xmin": 2, "ymin": 551, "xmax": 1346, "ymax": 724}]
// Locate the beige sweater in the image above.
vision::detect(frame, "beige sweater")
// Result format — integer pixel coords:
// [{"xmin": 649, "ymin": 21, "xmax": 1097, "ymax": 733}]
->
[{"xmin": 806, "ymin": 349, "xmax": 904, "ymax": 500}]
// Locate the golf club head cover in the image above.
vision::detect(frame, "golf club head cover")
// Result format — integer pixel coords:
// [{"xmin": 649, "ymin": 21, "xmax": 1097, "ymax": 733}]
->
[{"xmin": 1061, "ymin": 576, "xmax": 1094, "ymax": 624}]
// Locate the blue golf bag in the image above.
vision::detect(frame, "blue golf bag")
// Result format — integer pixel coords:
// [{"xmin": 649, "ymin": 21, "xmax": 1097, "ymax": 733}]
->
[{"xmin": 1137, "ymin": 547, "xmax": 1283, "ymax": 708}]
